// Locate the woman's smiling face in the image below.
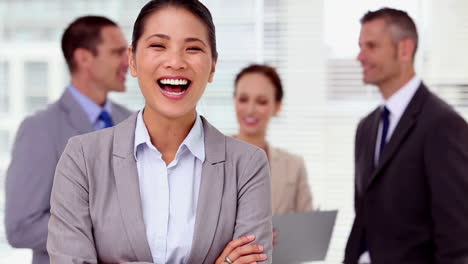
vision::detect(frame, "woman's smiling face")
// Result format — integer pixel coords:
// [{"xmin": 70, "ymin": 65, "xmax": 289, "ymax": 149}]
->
[
  {"xmin": 234, "ymin": 72, "xmax": 281, "ymax": 137},
  {"xmin": 129, "ymin": 7, "xmax": 216, "ymax": 120}
]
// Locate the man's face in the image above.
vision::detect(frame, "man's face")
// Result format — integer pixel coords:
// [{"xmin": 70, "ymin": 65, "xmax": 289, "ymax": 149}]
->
[
  {"xmin": 357, "ymin": 19, "xmax": 401, "ymax": 86},
  {"xmin": 89, "ymin": 26, "xmax": 128, "ymax": 92}
]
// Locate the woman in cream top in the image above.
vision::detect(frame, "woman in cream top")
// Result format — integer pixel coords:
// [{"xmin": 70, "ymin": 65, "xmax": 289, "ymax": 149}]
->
[{"xmin": 233, "ymin": 64, "xmax": 313, "ymax": 215}]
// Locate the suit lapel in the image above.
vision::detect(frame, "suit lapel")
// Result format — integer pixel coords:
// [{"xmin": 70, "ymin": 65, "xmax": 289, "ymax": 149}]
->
[
  {"xmin": 60, "ymin": 88, "xmax": 132, "ymax": 133},
  {"xmin": 367, "ymin": 84, "xmax": 428, "ymax": 189},
  {"xmin": 58, "ymin": 89, "xmax": 95, "ymax": 134},
  {"xmin": 360, "ymin": 109, "xmax": 380, "ymax": 192},
  {"xmin": 112, "ymin": 113, "xmax": 153, "ymax": 261},
  {"xmin": 187, "ymin": 117, "xmax": 226, "ymax": 264}
]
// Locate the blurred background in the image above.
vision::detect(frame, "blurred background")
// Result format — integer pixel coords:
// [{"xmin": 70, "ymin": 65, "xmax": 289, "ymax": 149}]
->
[{"xmin": 0, "ymin": 0, "xmax": 467, "ymax": 263}]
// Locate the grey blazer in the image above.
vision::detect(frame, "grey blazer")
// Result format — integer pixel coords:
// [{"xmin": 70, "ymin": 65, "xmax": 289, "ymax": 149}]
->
[
  {"xmin": 47, "ymin": 113, "xmax": 273, "ymax": 264},
  {"xmin": 5, "ymin": 89, "xmax": 132, "ymax": 264}
]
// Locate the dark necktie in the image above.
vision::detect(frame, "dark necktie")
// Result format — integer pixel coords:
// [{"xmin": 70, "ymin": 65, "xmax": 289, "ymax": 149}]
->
[
  {"xmin": 379, "ymin": 106, "xmax": 390, "ymax": 158},
  {"xmin": 98, "ymin": 110, "xmax": 113, "ymax": 129}
]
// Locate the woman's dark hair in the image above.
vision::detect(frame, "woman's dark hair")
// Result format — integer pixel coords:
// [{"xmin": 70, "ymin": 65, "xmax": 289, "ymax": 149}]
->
[
  {"xmin": 234, "ymin": 64, "xmax": 284, "ymax": 102},
  {"xmin": 131, "ymin": 0, "xmax": 217, "ymax": 60}
]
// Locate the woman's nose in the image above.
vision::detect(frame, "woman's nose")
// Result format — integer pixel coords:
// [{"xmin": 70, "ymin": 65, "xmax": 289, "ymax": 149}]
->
[{"xmin": 163, "ymin": 50, "xmax": 187, "ymax": 70}]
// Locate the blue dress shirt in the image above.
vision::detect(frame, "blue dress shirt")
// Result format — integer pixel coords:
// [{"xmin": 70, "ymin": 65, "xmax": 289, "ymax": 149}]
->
[{"xmin": 68, "ymin": 85, "xmax": 112, "ymax": 130}]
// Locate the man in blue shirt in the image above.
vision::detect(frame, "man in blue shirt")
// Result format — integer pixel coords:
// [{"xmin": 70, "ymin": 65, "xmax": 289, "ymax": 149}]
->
[{"xmin": 4, "ymin": 16, "xmax": 132, "ymax": 264}]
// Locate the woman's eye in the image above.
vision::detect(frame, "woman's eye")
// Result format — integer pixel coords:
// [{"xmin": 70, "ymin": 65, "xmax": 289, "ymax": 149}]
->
[
  {"xmin": 150, "ymin": 44, "xmax": 165, "ymax": 49},
  {"xmin": 238, "ymin": 97, "xmax": 248, "ymax": 103},
  {"xmin": 187, "ymin": 46, "xmax": 202, "ymax": 52}
]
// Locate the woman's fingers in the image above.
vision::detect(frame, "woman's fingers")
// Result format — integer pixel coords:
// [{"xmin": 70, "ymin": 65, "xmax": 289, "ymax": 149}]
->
[
  {"xmin": 272, "ymin": 229, "xmax": 278, "ymax": 248},
  {"xmin": 223, "ymin": 235, "xmax": 256, "ymax": 256},
  {"xmin": 216, "ymin": 235, "xmax": 256, "ymax": 264},
  {"xmin": 228, "ymin": 244, "xmax": 264, "ymax": 261},
  {"xmin": 233, "ymin": 252, "xmax": 268, "ymax": 264}
]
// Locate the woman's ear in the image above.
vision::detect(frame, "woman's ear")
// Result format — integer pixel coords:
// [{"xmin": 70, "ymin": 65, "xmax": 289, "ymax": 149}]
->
[
  {"xmin": 128, "ymin": 46, "xmax": 138, "ymax": 77},
  {"xmin": 273, "ymin": 101, "xmax": 282, "ymax": 116},
  {"xmin": 208, "ymin": 59, "xmax": 217, "ymax": 83}
]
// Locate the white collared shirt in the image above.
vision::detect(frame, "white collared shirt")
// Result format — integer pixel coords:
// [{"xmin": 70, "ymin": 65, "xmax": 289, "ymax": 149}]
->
[
  {"xmin": 374, "ymin": 76, "xmax": 421, "ymax": 165},
  {"xmin": 134, "ymin": 110, "xmax": 205, "ymax": 264}
]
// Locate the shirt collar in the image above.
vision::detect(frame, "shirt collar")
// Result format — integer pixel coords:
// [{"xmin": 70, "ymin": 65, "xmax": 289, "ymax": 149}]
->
[
  {"xmin": 133, "ymin": 109, "xmax": 205, "ymax": 162},
  {"xmin": 134, "ymin": 109, "xmax": 153, "ymax": 160},
  {"xmin": 383, "ymin": 75, "xmax": 421, "ymax": 118},
  {"xmin": 68, "ymin": 84, "xmax": 112, "ymax": 125},
  {"xmin": 181, "ymin": 113, "xmax": 205, "ymax": 162}
]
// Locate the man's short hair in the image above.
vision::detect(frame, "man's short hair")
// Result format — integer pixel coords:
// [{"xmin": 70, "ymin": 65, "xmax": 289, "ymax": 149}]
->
[
  {"xmin": 361, "ymin": 7, "xmax": 418, "ymax": 56},
  {"xmin": 61, "ymin": 16, "xmax": 117, "ymax": 73}
]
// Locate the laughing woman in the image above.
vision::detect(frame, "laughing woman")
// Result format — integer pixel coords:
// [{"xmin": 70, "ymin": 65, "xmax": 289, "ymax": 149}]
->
[{"xmin": 47, "ymin": 1, "xmax": 272, "ymax": 264}]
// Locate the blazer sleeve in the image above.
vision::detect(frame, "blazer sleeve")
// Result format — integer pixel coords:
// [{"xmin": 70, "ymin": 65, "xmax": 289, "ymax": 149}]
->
[
  {"xmin": 4, "ymin": 117, "xmax": 57, "ymax": 252},
  {"xmin": 234, "ymin": 149, "xmax": 273, "ymax": 263},
  {"xmin": 425, "ymin": 112, "xmax": 468, "ymax": 262},
  {"xmin": 294, "ymin": 158, "xmax": 313, "ymax": 212},
  {"xmin": 47, "ymin": 137, "xmax": 98, "ymax": 264}
]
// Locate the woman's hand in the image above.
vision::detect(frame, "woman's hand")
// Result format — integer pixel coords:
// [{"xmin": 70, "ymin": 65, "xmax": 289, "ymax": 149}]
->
[
  {"xmin": 272, "ymin": 229, "xmax": 278, "ymax": 248},
  {"xmin": 215, "ymin": 235, "xmax": 268, "ymax": 264}
]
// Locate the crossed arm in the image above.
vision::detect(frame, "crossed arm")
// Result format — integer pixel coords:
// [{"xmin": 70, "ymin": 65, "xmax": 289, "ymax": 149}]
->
[{"xmin": 47, "ymin": 138, "xmax": 272, "ymax": 264}]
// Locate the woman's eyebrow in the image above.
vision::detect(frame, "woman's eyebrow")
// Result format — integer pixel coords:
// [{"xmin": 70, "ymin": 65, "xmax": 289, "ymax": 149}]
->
[
  {"xmin": 145, "ymin": 33, "xmax": 170, "ymax": 41},
  {"xmin": 185, "ymin": 37, "xmax": 207, "ymax": 47},
  {"xmin": 145, "ymin": 34, "xmax": 207, "ymax": 47}
]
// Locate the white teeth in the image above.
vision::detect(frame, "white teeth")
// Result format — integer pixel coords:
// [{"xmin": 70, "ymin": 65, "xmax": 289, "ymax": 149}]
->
[
  {"xmin": 245, "ymin": 117, "xmax": 258, "ymax": 123},
  {"xmin": 160, "ymin": 78, "xmax": 188, "ymax": 85},
  {"xmin": 162, "ymin": 90, "xmax": 186, "ymax": 96}
]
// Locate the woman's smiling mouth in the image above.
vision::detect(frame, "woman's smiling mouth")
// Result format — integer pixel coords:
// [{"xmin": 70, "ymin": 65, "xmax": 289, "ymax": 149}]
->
[{"xmin": 157, "ymin": 77, "xmax": 192, "ymax": 99}]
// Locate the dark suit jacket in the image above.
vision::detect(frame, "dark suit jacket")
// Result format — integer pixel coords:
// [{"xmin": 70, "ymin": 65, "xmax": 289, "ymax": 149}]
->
[
  {"xmin": 5, "ymin": 89, "xmax": 132, "ymax": 264},
  {"xmin": 344, "ymin": 84, "xmax": 468, "ymax": 264}
]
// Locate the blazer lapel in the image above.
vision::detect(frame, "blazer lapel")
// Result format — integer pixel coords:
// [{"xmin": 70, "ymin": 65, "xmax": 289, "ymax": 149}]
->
[
  {"xmin": 187, "ymin": 116, "xmax": 226, "ymax": 264},
  {"xmin": 360, "ymin": 109, "xmax": 380, "ymax": 193},
  {"xmin": 58, "ymin": 89, "xmax": 95, "ymax": 134},
  {"xmin": 112, "ymin": 113, "xmax": 153, "ymax": 262},
  {"xmin": 367, "ymin": 84, "xmax": 428, "ymax": 189}
]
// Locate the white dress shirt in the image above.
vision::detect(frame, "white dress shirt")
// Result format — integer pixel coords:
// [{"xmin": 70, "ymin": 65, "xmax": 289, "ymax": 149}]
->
[
  {"xmin": 360, "ymin": 76, "xmax": 421, "ymax": 264},
  {"xmin": 134, "ymin": 110, "xmax": 205, "ymax": 264},
  {"xmin": 374, "ymin": 76, "xmax": 421, "ymax": 165}
]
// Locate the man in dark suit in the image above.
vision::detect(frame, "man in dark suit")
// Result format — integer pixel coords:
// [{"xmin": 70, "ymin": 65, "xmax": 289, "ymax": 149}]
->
[
  {"xmin": 4, "ymin": 16, "xmax": 132, "ymax": 264},
  {"xmin": 344, "ymin": 7, "xmax": 468, "ymax": 264}
]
